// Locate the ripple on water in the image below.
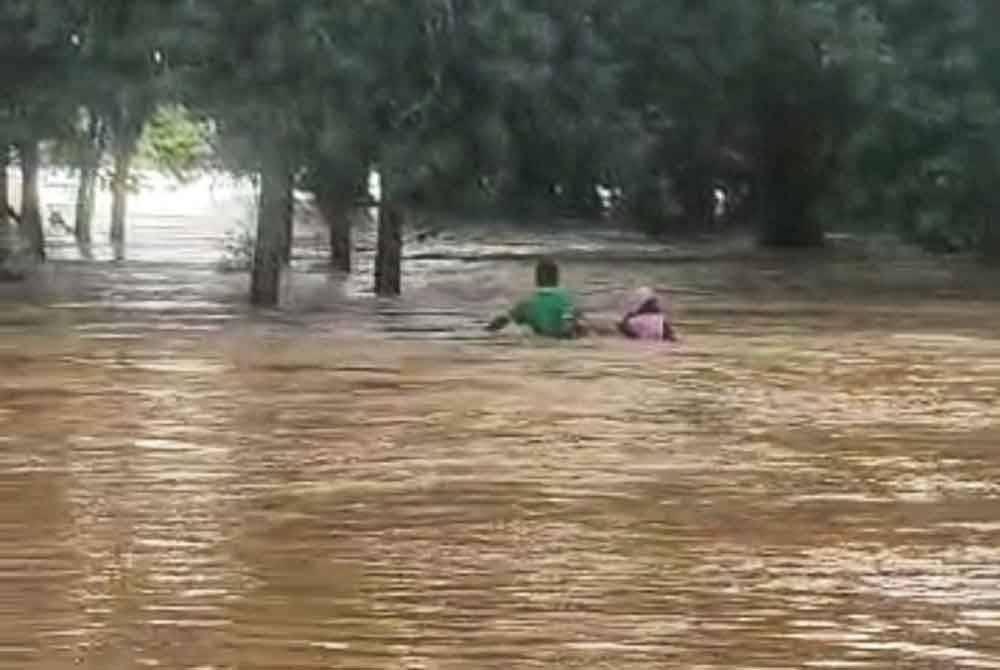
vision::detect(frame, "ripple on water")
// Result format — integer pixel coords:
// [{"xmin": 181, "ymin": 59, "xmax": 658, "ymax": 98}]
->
[{"xmin": 2, "ymin": 255, "xmax": 1000, "ymax": 668}]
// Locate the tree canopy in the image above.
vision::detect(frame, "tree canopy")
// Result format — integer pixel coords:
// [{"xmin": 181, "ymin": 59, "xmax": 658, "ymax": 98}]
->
[{"xmin": 3, "ymin": 0, "xmax": 1000, "ymax": 294}]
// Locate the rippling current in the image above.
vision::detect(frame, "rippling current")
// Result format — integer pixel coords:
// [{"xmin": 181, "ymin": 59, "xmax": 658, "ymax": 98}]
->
[{"xmin": 1, "ymin": 210, "xmax": 999, "ymax": 669}]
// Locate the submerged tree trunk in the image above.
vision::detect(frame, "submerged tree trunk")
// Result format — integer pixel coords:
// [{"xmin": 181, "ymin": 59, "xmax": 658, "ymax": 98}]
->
[
  {"xmin": 755, "ymin": 104, "xmax": 827, "ymax": 248},
  {"xmin": 0, "ymin": 145, "xmax": 10, "ymax": 266},
  {"xmin": 674, "ymin": 164, "xmax": 716, "ymax": 230},
  {"xmin": 75, "ymin": 112, "xmax": 104, "ymax": 246},
  {"xmin": 375, "ymin": 201, "xmax": 403, "ymax": 296},
  {"xmin": 109, "ymin": 138, "xmax": 132, "ymax": 253},
  {"xmin": 280, "ymin": 169, "xmax": 294, "ymax": 264},
  {"xmin": 315, "ymin": 187, "xmax": 352, "ymax": 272},
  {"xmin": 18, "ymin": 141, "xmax": 45, "ymax": 260},
  {"xmin": 757, "ymin": 160, "xmax": 826, "ymax": 248},
  {"xmin": 0, "ymin": 146, "xmax": 8, "ymax": 231},
  {"xmin": 251, "ymin": 158, "xmax": 293, "ymax": 306},
  {"xmin": 75, "ymin": 165, "xmax": 97, "ymax": 246}
]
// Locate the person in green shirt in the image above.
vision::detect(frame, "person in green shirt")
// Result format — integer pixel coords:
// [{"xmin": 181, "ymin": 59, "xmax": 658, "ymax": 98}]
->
[{"xmin": 486, "ymin": 257, "xmax": 585, "ymax": 338}]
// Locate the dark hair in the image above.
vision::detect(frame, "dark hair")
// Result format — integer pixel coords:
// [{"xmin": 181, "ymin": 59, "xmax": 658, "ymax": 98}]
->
[
  {"xmin": 635, "ymin": 297, "xmax": 661, "ymax": 315},
  {"xmin": 535, "ymin": 256, "xmax": 559, "ymax": 287}
]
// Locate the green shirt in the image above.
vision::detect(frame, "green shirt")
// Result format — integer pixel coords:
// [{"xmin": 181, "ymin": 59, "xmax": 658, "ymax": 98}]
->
[{"xmin": 510, "ymin": 287, "xmax": 578, "ymax": 338}]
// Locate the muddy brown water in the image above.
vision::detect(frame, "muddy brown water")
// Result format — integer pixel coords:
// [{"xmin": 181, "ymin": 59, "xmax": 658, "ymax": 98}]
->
[{"xmin": 1, "ymin": 217, "xmax": 1000, "ymax": 669}]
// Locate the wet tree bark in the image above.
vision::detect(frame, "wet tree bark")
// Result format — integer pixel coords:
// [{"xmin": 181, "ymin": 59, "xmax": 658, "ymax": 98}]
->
[
  {"xmin": 75, "ymin": 111, "xmax": 103, "ymax": 246},
  {"xmin": 0, "ymin": 145, "xmax": 9, "ymax": 266},
  {"xmin": 757, "ymin": 159, "xmax": 826, "ymax": 247},
  {"xmin": 315, "ymin": 186, "xmax": 352, "ymax": 272},
  {"xmin": 374, "ymin": 201, "xmax": 402, "ymax": 296},
  {"xmin": 75, "ymin": 165, "xmax": 96, "ymax": 246},
  {"xmin": 251, "ymin": 158, "xmax": 293, "ymax": 306},
  {"xmin": 0, "ymin": 146, "xmax": 9, "ymax": 232},
  {"xmin": 17, "ymin": 141, "xmax": 45, "ymax": 260},
  {"xmin": 674, "ymin": 163, "xmax": 716, "ymax": 230},
  {"xmin": 279, "ymin": 169, "xmax": 294, "ymax": 264},
  {"xmin": 755, "ymin": 103, "xmax": 826, "ymax": 248},
  {"xmin": 109, "ymin": 137, "xmax": 133, "ymax": 253}
]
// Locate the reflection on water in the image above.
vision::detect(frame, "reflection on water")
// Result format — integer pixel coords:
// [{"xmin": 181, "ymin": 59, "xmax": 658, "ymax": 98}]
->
[{"xmin": 1, "ymin": 223, "xmax": 1000, "ymax": 669}]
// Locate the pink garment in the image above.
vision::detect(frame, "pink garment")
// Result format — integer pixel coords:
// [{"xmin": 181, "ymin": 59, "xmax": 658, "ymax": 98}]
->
[
  {"xmin": 621, "ymin": 287, "xmax": 676, "ymax": 341},
  {"xmin": 624, "ymin": 312, "xmax": 666, "ymax": 340},
  {"xmin": 623, "ymin": 286, "xmax": 671, "ymax": 316}
]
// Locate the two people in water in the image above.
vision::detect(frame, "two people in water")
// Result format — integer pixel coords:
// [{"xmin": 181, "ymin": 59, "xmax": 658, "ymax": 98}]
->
[{"xmin": 486, "ymin": 257, "xmax": 677, "ymax": 341}]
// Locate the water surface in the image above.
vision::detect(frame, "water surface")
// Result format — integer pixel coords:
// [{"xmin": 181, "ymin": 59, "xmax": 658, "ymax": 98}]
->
[{"xmin": 1, "ymin": 213, "xmax": 999, "ymax": 669}]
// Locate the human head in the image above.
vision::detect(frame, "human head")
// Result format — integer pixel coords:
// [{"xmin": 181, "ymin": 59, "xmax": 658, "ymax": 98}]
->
[
  {"xmin": 535, "ymin": 256, "xmax": 560, "ymax": 287},
  {"xmin": 624, "ymin": 286, "xmax": 663, "ymax": 317}
]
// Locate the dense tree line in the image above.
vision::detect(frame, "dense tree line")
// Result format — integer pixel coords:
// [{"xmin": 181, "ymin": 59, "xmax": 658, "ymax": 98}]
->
[{"xmin": 2, "ymin": 1, "xmax": 999, "ymax": 301}]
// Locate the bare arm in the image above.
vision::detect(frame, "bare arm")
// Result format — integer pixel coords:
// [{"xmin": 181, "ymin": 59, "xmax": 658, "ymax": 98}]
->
[
  {"xmin": 663, "ymin": 322, "xmax": 679, "ymax": 342},
  {"xmin": 618, "ymin": 318, "xmax": 636, "ymax": 338},
  {"xmin": 486, "ymin": 314, "xmax": 512, "ymax": 332}
]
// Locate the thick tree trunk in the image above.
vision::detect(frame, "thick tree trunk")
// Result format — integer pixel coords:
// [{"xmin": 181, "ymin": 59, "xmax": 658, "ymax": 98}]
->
[
  {"xmin": 757, "ymin": 161, "xmax": 825, "ymax": 248},
  {"xmin": 251, "ymin": 159, "xmax": 293, "ymax": 306},
  {"xmin": 315, "ymin": 188, "xmax": 352, "ymax": 272},
  {"xmin": 18, "ymin": 141, "xmax": 45, "ymax": 260},
  {"xmin": 109, "ymin": 138, "xmax": 133, "ymax": 252},
  {"xmin": 756, "ymin": 105, "xmax": 826, "ymax": 248},
  {"xmin": 375, "ymin": 201, "xmax": 403, "ymax": 296}
]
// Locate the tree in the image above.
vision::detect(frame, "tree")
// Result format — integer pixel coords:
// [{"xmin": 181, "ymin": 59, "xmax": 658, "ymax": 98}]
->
[
  {"xmin": 0, "ymin": 0, "xmax": 80, "ymax": 260},
  {"xmin": 188, "ymin": 0, "xmax": 309, "ymax": 305},
  {"xmin": 72, "ymin": 0, "xmax": 181, "ymax": 253},
  {"xmin": 136, "ymin": 104, "xmax": 212, "ymax": 181},
  {"xmin": 849, "ymin": 0, "xmax": 1000, "ymax": 256}
]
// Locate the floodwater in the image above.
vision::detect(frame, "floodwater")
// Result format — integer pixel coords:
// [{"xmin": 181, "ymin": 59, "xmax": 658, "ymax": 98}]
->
[{"xmin": 2, "ymin": 202, "xmax": 1000, "ymax": 669}]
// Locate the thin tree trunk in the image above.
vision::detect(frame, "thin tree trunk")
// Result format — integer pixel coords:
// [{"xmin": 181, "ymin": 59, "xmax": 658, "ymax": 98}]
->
[
  {"xmin": 18, "ymin": 141, "xmax": 45, "ymax": 260},
  {"xmin": 0, "ymin": 146, "xmax": 8, "ymax": 231},
  {"xmin": 109, "ymin": 137, "xmax": 132, "ymax": 251},
  {"xmin": 0, "ymin": 145, "xmax": 10, "ymax": 265},
  {"xmin": 75, "ymin": 112, "xmax": 103, "ymax": 246},
  {"xmin": 251, "ymin": 158, "xmax": 292, "ymax": 306},
  {"xmin": 675, "ymin": 164, "xmax": 715, "ymax": 230},
  {"xmin": 279, "ymin": 169, "xmax": 294, "ymax": 264},
  {"xmin": 315, "ymin": 187, "xmax": 352, "ymax": 272},
  {"xmin": 375, "ymin": 201, "xmax": 403, "ymax": 296},
  {"xmin": 75, "ymin": 165, "xmax": 96, "ymax": 246}
]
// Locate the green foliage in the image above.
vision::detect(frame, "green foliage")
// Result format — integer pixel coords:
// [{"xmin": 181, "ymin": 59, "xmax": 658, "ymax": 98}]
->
[
  {"xmin": 135, "ymin": 105, "xmax": 212, "ymax": 181},
  {"xmin": 7, "ymin": 0, "xmax": 1000, "ymax": 262}
]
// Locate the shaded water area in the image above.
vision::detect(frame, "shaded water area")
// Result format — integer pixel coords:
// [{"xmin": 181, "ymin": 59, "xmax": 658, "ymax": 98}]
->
[{"xmin": 2, "ymin": 208, "xmax": 1000, "ymax": 668}]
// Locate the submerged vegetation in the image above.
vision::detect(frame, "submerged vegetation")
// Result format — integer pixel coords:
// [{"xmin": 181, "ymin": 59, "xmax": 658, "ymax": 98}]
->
[{"xmin": 3, "ymin": 1, "xmax": 1000, "ymax": 301}]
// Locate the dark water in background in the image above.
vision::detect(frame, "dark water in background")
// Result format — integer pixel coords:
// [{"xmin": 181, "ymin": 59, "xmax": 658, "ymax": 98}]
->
[{"xmin": 1, "ymin": 204, "xmax": 1000, "ymax": 669}]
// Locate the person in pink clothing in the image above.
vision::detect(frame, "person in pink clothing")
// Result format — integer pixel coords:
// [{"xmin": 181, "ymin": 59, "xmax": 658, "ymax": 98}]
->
[{"xmin": 618, "ymin": 287, "xmax": 678, "ymax": 341}]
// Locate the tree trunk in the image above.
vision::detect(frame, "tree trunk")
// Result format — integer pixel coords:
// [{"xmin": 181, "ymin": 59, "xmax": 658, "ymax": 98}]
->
[
  {"xmin": 315, "ymin": 187, "xmax": 352, "ymax": 272},
  {"xmin": 18, "ymin": 141, "xmax": 45, "ymax": 260},
  {"xmin": 75, "ymin": 164, "xmax": 97, "ymax": 246},
  {"xmin": 280, "ymin": 169, "xmax": 294, "ymax": 264},
  {"xmin": 75, "ymin": 110, "xmax": 104, "ymax": 246},
  {"xmin": 251, "ymin": 158, "xmax": 292, "ymax": 306},
  {"xmin": 0, "ymin": 145, "xmax": 10, "ymax": 265},
  {"xmin": 0, "ymin": 146, "xmax": 8, "ymax": 231},
  {"xmin": 109, "ymin": 138, "xmax": 132, "ymax": 251},
  {"xmin": 757, "ymin": 161, "xmax": 825, "ymax": 248},
  {"xmin": 755, "ymin": 105, "xmax": 826, "ymax": 248},
  {"xmin": 674, "ymin": 164, "xmax": 715, "ymax": 230},
  {"xmin": 375, "ymin": 201, "xmax": 403, "ymax": 296}
]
